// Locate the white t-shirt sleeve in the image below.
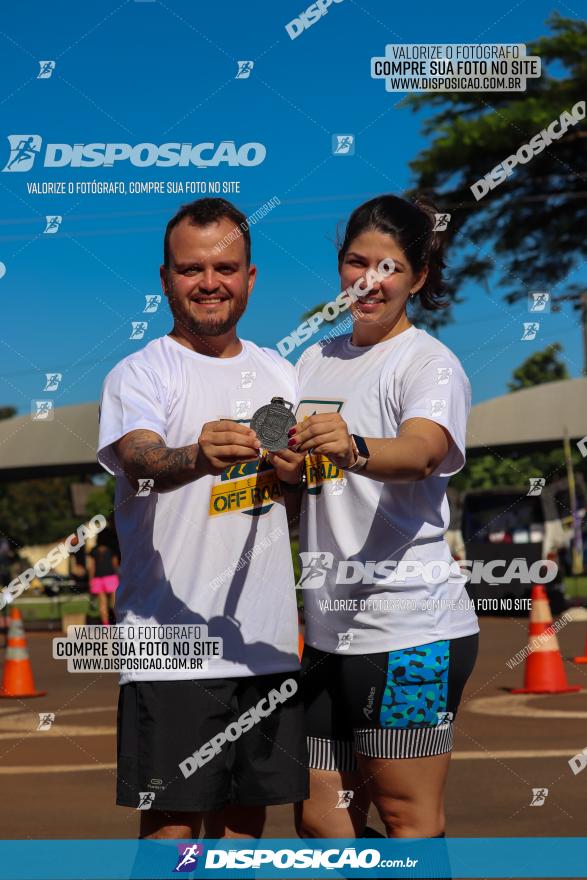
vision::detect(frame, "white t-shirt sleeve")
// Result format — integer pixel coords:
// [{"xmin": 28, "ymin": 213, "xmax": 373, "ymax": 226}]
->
[
  {"xmin": 97, "ymin": 359, "xmax": 168, "ymax": 475},
  {"xmin": 262, "ymin": 347, "xmax": 299, "ymax": 403},
  {"xmin": 398, "ymin": 355, "xmax": 471, "ymax": 477}
]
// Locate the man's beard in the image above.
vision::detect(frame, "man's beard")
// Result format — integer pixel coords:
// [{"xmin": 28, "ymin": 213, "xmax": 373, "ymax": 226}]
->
[{"xmin": 168, "ymin": 292, "xmax": 248, "ymax": 337}]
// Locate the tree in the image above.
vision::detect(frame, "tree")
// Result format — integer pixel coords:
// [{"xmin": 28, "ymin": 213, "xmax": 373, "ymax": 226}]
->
[
  {"xmin": 508, "ymin": 342, "xmax": 570, "ymax": 391},
  {"xmin": 0, "ymin": 477, "xmax": 83, "ymax": 547},
  {"xmin": 85, "ymin": 478, "xmax": 115, "ymax": 519},
  {"xmin": 405, "ymin": 14, "xmax": 587, "ymax": 340}
]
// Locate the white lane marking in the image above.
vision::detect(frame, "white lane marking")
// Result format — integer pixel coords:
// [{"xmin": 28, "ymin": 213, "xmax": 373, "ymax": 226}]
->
[
  {"xmin": 466, "ymin": 692, "xmax": 587, "ymax": 719},
  {"xmin": 452, "ymin": 749, "xmax": 580, "ymax": 760},
  {"xmin": 0, "ymin": 763, "xmax": 116, "ymax": 774},
  {"xmin": 1, "ymin": 751, "xmax": 581, "ymax": 774},
  {"xmin": 0, "ymin": 705, "xmax": 116, "ymax": 738}
]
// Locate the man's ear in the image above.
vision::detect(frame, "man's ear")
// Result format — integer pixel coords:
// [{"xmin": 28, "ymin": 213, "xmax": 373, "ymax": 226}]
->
[
  {"xmin": 160, "ymin": 265, "xmax": 170, "ymax": 298},
  {"xmin": 247, "ymin": 263, "xmax": 257, "ymax": 296}
]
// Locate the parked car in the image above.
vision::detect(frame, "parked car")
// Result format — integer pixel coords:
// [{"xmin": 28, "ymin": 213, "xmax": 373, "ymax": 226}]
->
[{"xmin": 446, "ymin": 477, "xmax": 585, "ymax": 615}]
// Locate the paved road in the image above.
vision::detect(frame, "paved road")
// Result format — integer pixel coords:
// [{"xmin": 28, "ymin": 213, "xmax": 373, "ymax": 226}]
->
[{"xmin": 1, "ymin": 617, "xmax": 586, "ymax": 842}]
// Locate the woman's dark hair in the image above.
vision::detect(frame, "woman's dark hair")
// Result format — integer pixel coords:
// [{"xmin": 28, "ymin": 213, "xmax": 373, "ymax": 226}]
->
[{"xmin": 337, "ymin": 194, "xmax": 448, "ymax": 310}]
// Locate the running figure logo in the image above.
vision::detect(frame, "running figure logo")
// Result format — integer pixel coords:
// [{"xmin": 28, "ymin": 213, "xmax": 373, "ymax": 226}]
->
[
  {"xmin": 236, "ymin": 61, "xmax": 254, "ymax": 79},
  {"xmin": 436, "ymin": 367, "xmax": 452, "ymax": 385},
  {"xmin": 528, "ymin": 292, "xmax": 550, "ymax": 313},
  {"xmin": 144, "ymin": 294, "xmax": 161, "ymax": 313},
  {"xmin": 37, "ymin": 713, "xmax": 55, "ymax": 731},
  {"xmin": 336, "ymin": 790, "xmax": 354, "ymax": 809},
  {"xmin": 336, "ymin": 631, "xmax": 354, "ymax": 651},
  {"xmin": 175, "ymin": 844, "xmax": 204, "ymax": 872},
  {"xmin": 37, "ymin": 60, "xmax": 56, "ymax": 79},
  {"xmin": 44, "ymin": 216, "xmax": 62, "ymax": 234},
  {"xmin": 530, "ymin": 788, "xmax": 548, "ymax": 806},
  {"xmin": 296, "ymin": 552, "xmax": 334, "ymax": 589},
  {"xmin": 433, "ymin": 213, "xmax": 451, "ymax": 232},
  {"xmin": 44, "ymin": 373, "xmax": 62, "ymax": 391},
  {"xmin": 332, "ymin": 135, "xmax": 355, "ymax": 155},
  {"xmin": 136, "ymin": 478, "xmax": 154, "ymax": 497},
  {"xmin": 31, "ymin": 400, "xmax": 54, "ymax": 421},
  {"xmin": 136, "ymin": 791, "xmax": 156, "ymax": 810},
  {"xmin": 521, "ymin": 322, "xmax": 539, "ymax": 341},
  {"xmin": 527, "ymin": 477, "xmax": 545, "ymax": 497},
  {"xmin": 3, "ymin": 135, "xmax": 42, "ymax": 172},
  {"xmin": 130, "ymin": 321, "xmax": 148, "ymax": 340}
]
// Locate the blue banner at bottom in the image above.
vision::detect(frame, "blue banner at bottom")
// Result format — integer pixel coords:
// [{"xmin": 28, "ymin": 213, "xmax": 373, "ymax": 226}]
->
[{"xmin": 0, "ymin": 838, "xmax": 585, "ymax": 879}]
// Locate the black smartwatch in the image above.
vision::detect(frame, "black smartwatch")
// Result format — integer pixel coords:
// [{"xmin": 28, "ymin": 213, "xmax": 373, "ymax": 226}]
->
[{"xmin": 346, "ymin": 434, "xmax": 370, "ymax": 472}]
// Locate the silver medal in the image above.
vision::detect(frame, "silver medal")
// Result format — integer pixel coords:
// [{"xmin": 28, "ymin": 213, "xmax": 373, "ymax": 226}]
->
[{"xmin": 250, "ymin": 397, "xmax": 296, "ymax": 451}]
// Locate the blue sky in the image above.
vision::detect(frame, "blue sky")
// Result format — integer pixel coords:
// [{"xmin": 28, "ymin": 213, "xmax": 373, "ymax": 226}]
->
[{"xmin": 0, "ymin": 0, "xmax": 583, "ymax": 415}]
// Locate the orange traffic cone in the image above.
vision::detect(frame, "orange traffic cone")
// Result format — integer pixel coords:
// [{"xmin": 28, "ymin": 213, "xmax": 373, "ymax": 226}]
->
[
  {"xmin": 298, "ymin": 626, "xmax": 304, "ymax": 661},
  {"xmin": 0, "ymin": 607, "xmax": 46, "ymax": 698},
  {"xmin": 511, "ymin": 585, "xmax": 580, "ymax": 694},
  {"xmin": 574, "ymin": 631, "xmax": 587, "ymax": 664}
]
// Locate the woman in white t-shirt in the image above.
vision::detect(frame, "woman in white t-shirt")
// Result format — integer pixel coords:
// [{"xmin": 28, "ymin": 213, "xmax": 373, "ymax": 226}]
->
[{"xmin": 270, "ymin": 194, "xmax": 480, "ymax": 842}]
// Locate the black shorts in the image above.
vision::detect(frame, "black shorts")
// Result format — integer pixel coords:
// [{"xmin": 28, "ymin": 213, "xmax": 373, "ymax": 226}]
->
[
  {"xmin": 117, "ymin": 672, "xmax": 309, "ymax": 812},
  {"xmin": 301, "ymin": 633, "xmax": 479, "ymax": 770}
]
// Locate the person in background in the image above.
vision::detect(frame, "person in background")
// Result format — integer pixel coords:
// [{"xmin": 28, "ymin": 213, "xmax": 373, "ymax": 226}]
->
[{"xmin": 87, "ymin": 525, "xmax": 120, "ymax": 625}]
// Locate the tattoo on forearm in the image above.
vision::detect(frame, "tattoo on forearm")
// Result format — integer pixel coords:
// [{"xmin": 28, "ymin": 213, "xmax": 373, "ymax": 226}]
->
[{"xmin": 123, "ymin": 430, "xmax": 199, "ymax": 491}]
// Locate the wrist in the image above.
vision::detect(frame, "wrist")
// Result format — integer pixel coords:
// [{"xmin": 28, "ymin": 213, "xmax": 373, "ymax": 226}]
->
[{"xmin": 279, "ymin": 468, "xmax": 306, "ymax": 491}]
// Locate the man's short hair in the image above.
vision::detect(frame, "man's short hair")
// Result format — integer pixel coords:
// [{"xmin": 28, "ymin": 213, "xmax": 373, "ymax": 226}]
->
[{"xmin": 163, "ymin": 198, "xmax": 251, "ymax": 267}]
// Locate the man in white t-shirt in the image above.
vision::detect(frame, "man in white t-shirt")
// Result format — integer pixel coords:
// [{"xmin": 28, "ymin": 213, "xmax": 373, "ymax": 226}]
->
[{"xmin": 97, "ymin": 198, "xmax": 307, "ymax": 840}]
